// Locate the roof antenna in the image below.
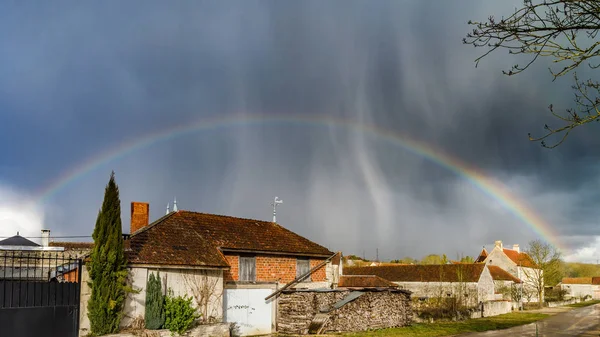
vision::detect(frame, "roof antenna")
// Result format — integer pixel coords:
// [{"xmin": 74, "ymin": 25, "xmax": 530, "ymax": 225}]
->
[
  {"xmin": 166, "ymin": 202, "xmax": 170, "ymax": 215},
  {"xmin": 271, "ymin": 196, "xmax": 283, "ymax": 223},
  {"xmin": 173, "ymin": 197, "xmax": 178, "ymax": 212}
]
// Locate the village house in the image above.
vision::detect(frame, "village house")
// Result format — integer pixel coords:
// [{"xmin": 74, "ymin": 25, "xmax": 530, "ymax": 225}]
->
[
  {"xmin": 475, "ymin": 241, "xmax": 541, "ymax": 303},
  {"xmin": 343, "ymin": 264, "xmax": 498, "ymax": 307},
  {"xmin": 558, "ymin": 277, "xmax": 600, "ymax": 300},
  {"xmin": 73, "ymin": 201, "xmax": 341, "ymax": 337}
]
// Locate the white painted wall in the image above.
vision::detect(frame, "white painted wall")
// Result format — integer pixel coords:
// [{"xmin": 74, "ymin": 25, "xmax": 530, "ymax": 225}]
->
[
  {"xmin": 224, "ymin": 288, "xmax": 273, "ymax": 337},
  {"xmin": 121, "ymin": 266, "xmax": 224, "ymax": 328},
  {"xmin": 560, "ymin": 284, "xmax": 598, "ymax": 299}
]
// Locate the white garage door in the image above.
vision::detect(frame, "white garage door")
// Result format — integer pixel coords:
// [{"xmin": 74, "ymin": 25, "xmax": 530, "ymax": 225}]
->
[{"xmin": 224, "ymin": 288, "xmax": 273, "ymax": 336}]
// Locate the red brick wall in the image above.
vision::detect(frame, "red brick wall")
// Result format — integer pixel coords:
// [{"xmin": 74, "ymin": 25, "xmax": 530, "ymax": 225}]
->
[
  {"xmin": 223, "ymin": 253, "xmax": 327, "ymax": 283},
  {"xmin": 310, "ymin": 259, "xmax": 326, "ymax": 281},
  {"xmin": 130, "ymin": 202, "xmax": 149, "ymax": 234},
  {"xmin": 224, "ymin": 255, "xmax": 238, "ymax": 282}
]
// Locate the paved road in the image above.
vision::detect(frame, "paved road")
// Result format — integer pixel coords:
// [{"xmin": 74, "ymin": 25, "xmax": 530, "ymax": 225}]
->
[{"xmin": 461, "ymin": 304, "xmax": 600, "ymax": 336}]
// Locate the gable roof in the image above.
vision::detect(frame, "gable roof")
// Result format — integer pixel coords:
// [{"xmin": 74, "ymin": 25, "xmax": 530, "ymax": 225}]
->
[
  {"xmin": 0, "ymin": 235, "xmax": 39, "ymax": 247},
  {"xmin": 338, "ymin": 275, "xmax": 399, "ymax": 288},
  {"xmin": 127, "ymin": 210, "xmax": 333, "ymax": 268},
  {"xmin": 344, "ymin": 264, "xmax": 486, "ymax": 283},
  {"xmin": 487, "ymin": 265, "xmax": 522, "ymax": 283},
  {"xmin": 561, "ymin": 277, "xmax": 592, "ymax": 285},
  {"xmin": 475, "ymin": 248, "xmax": 487, "ymax": 263},
  {"xmin": 502, "ymin": 249, "xmax": 536, "ymax": 268}
]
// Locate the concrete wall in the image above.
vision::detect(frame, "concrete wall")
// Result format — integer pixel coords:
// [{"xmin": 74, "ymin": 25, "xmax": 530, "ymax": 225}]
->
[
  {"xmin": 79, "ymin": 265, "xmax": 91, "ymax": 337},
  {"xmin": 121, "ymin": 267, "xmax": 224, "ymax": 328},
  {"xmin": 547, "ymin": 298, "xmax": 580, "ymax": 307},
  {"xmin": 277, "ymin": 290, "xmax": 412, "ymax": 334},
  {"xmin": 101, "ymin": 323, "xmax": 230, "ymax": 337},
  {"xmin": 470, "ymin": 301, "xmax": 512, "ymax": 318}
]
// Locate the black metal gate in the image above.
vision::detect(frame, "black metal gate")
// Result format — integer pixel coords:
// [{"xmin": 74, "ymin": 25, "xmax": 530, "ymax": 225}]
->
[{"xmin": 0, "ymin": 250, "xmax": 82, "ymax": 337}]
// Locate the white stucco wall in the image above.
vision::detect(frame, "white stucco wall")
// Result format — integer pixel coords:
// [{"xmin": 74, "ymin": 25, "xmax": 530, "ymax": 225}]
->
[
  {"xmin": 395, "ymin": 281, "xmax": 480, "ymax": 305},
  {"xmin": 484, "ymin": 246, "xmax": 541, "ymax": 303},
  {"xmin": 121, "ymin": 266, "xmax": 224, "ymax": 328},
  {"xmin": 560, "ymin": 284, "xmax": 595, "ymax": 299},
  {"xmin": 477, "ymin": 266, "xmax": 495, "ymax": 302}
]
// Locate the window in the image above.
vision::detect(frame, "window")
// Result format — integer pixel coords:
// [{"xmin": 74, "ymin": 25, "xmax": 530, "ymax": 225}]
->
[
  {"xmin": 296, "ymin": 258, "xmax": 311, "ymax": 280},
  {"xmin": 239, "ymin": 256, "xmax": 256, "ymax": 282}
]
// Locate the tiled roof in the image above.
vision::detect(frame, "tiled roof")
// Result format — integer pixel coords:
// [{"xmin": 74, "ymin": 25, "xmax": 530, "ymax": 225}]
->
[
  {"xmin": 487, "ymin": 265, "xmax": 521, "ymax": 283},
  {"xmin": 561, "ymin": 277, "xmax": 592, "ymax": 285},
  {"xmin": 502, "ymin": 249, "xmax": 536, "ymax": 268},
  {"xmin": 592, "ymin": 277, "xmax": 600, "ymax": 285},
  {"xmin": 344, "ymin": 264, "xmax": 486, "ymax": 283},
  {"xmin": 338, "ymin": 275, "xmax": 398, "ymax": 288},
  {"xmin": 127, "ymin": 210, "xmax": 333, "ymax": 268},
  {"xmin": 475, "ymin": 248, "xmax": 487, "ymax": 263},
  {"xmin": 0, "ymin": 235, "xmax": 39, "ymax": 247}
]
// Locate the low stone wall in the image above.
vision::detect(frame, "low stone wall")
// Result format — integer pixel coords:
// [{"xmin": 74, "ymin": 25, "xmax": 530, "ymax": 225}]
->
[
  {"xmin": 277, "ymin": 289, "xmax": 412, "ymax": 335},
  {"xmin": 470, "ymin": 300, "xmax": 512, "ymax": 318},
  {"xmin": 547, "ymin": 298, "xmax": 580, "ymax": 307},
  {"xmin": 102, "ymin": 323, "xmax": 230, "ymax": 337}
]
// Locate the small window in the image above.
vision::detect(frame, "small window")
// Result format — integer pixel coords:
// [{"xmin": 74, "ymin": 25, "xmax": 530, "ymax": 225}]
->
[
  {"xmin": 239, "ymin": 256, "xmax": 256, "ymax": 282},
  {"xmin": 296, "ymin": 258, "xmax": 311, "ymax": 280}
]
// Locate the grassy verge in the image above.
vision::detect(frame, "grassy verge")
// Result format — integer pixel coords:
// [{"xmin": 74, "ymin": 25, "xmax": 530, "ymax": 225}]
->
[
  {"xmin": 567, "ymin": 299, "xmax": 600, "ymax": 308},
  {"xmin": 341, "ymin": 312, "xmax": 549, "ymax": 337}
]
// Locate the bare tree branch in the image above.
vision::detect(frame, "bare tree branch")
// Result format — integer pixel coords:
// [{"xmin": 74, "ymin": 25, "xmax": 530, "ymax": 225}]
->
[{"xmin": 465, "ymin": 0, "xmax": 600, "ymax": 147}]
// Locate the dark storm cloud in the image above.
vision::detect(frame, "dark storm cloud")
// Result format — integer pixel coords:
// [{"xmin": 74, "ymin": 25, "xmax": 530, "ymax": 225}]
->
[{"xmin": 1, "ymin": 1, "xmax": 599, "ymax": 260}]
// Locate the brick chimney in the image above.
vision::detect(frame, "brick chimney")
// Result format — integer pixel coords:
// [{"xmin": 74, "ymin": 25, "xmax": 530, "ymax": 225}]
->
[
  {"xmin": 512, "ymin": 244, "xmax": 520, "ymax": 253},
  {"xmin": 494, "ymin": 240, "xmax": 503, "ymax": 250},
  {"xmin": 130, "ymin": 202, "xmax": 149, "ymax": 234}
]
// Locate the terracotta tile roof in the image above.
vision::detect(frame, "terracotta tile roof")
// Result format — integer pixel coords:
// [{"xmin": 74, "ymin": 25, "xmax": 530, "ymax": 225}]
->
[
  {"xmin": 127, "ymin": 210, "xmax": 333, "ymax": 268},
  {"xmin": 475, "ymin": 248, "xmax": 487, "ymax": 263},
  {"xmin": 344, "ymin": 264, "xmax": 486, "ymax": 283},
  {"xmin": 338, "ymin": 275, "xmax": 399, "ymax": 288},
  {"xmin": 592, "ymin": 277, "xmax": 600, "ymax": 285},
  {"xmin": 502, "ymin": 249, "xmax": 536, "ymax": 268},
  {"xmin": 561, "ymin": 277, "xmax": 592, "ymax": 285},
  {"xmin": 487, "ymin": 265, "xmax": 521, "ymax": 283}
]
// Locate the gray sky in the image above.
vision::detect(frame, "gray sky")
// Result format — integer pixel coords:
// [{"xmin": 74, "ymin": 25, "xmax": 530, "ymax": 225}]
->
[{"xmin": 1, "ymin": 1, "xmax": 599, "ymax": 262}]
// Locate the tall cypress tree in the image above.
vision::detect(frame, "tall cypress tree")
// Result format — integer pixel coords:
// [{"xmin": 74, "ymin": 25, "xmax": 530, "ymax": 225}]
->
[{"xmin": 87, "ymin": 171, "xmax": 128, "ymax": 335}]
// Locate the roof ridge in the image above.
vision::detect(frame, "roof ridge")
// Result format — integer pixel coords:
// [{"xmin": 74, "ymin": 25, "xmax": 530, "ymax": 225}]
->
[
  {"xmin": 130, "ymin": 210, "xmax": 178, "ymax": 236},
  {"xmin": 178, "ymin": 210, "xmax": 274, "ymax": 223}
]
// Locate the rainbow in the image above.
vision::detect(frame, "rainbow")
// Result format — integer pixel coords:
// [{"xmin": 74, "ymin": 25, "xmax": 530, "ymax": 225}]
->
[{"xmin": 34, "ymin": 114, "xmax": 565, "ymax": 251}]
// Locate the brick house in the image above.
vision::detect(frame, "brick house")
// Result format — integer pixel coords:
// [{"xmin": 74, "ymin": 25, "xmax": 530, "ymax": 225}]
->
[
  {"xmin": 113, "ymin": 202, "xmax": 340, "ymax": 336},
  {"xmin": 475, "ymin": 241, "xmax": 541, "ymax": 303}
]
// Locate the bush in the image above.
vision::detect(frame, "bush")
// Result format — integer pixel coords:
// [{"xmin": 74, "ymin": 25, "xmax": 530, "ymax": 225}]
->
[
  {"xmin": 144, "ymin": 272, "xmax": 165, "ymax": 329},
  {"xmin": 164, "ymin": 290, "xmax": 199, "ymax": 335}
]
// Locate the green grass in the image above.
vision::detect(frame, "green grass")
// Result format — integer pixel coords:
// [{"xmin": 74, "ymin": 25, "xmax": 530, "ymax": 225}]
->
[
  {"xmin": 341, "ymin": 312, "xmax": 549, "ymax": 337},
  {"xmin": 566, "ymin": 299, "xmax": 600, "ymax": 308}
]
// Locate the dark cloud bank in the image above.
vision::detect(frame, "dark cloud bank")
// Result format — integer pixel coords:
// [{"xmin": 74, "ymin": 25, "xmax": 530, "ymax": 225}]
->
[{"xmin": 1, "ymin": 1, "xmax": 599, "ymax": 261}]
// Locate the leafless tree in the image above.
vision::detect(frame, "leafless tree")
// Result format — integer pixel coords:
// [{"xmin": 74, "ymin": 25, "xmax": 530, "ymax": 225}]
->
[
  {"xmin": 464, "ymin": 0, "xmax": 600, "ymax": 148},
  {"xmin": 521, "ymin": 239, "xmax": 562, "ymax": 307},
  {"xmin": 182, "ymin": 270, "xmax": 222, "ymax": 323}
]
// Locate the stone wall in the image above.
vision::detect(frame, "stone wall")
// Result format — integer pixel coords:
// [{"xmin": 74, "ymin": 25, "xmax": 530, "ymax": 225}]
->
[
  {"xmin": 102, "ymin": 323, "xmax": 230, "ymax": 337},
  {"xmin": 277, "ymin": 289, "xmax": 412, "ymax": 335}
]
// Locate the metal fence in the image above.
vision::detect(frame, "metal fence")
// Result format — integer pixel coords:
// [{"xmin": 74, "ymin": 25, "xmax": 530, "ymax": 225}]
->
[{"xmin": 0, "ymin": 250, "xmax": 82, "ymax": 337}]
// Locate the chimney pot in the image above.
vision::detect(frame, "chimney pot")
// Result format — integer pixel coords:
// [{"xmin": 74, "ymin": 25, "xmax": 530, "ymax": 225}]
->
[
  {"xmin": 131, "ymin": 202, "xmax": 150, "ymax": 234},
  {"xmin": 494, "ymin": 240, "xmax": 503, "ymax": 250},
  {"xmin": 513, "ymin": 244, "xmax": 520, "ymax": 253},
  {"xmin": 41, "ymin": 229, "xmax": 50, "ymax": 247}
]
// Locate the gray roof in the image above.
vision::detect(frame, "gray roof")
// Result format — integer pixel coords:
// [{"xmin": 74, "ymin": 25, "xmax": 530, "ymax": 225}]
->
[{"xmin": 0, "ymin": 235, "xmax": 40, "ymax": 247}]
